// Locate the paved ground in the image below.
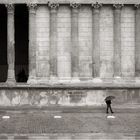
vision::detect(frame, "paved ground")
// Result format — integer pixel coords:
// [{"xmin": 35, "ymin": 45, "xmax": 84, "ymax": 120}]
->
[{"xmin": 0, "ymin": 108, "xmax": 139, "ymax": 139}]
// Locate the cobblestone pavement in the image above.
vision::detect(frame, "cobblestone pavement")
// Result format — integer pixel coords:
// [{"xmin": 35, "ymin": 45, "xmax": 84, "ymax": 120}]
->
[{"xmin": 0, "ymin": 110, "xmax": 139, "ymax": 139}]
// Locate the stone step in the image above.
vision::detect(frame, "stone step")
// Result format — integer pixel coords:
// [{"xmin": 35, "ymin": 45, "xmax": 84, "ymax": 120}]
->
[{"xmin": 0, "ymin": 133, "xmax": 139, "ymax": 140}]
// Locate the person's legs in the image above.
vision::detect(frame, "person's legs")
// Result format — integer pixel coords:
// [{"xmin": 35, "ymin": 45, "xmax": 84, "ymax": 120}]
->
[
  {"xmin": 109, "ymin": 104, "xmax": 114, "ymax": 113},
  {"xmin": 106, "ymin": 104, "xmax": 109, "ymax": 113}
]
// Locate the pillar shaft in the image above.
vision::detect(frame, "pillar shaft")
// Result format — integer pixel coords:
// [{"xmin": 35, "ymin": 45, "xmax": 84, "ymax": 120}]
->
[
  {"xmin": 135, "ymin": 5, "xmax": 140, "ymax": 76},
  {"xmin": 71, "ymin": 3, "xmax": 80, "ymax": 79},
  {"xmin": 92, "ymin": 3, "xmax": 102, "ymax": 78},
  {"xmin": 6, "ymin": 4, "xmax": 16, "ymax": 84},
  {"xmin": 49, "ymin": 3, "xmax": 59, "ymax": 80},
  {"xmin": 27, "ymin": 4, "xmax": 37, "ymax": 84},
  {"xmin": 113, "ymin": 4, "xmax": 123, "ymax": 77}
]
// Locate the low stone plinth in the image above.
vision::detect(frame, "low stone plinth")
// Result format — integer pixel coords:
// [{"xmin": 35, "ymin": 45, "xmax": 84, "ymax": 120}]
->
[{"xmin": 0, "ymin": 83, "xmax": 139, "ymax": 107}]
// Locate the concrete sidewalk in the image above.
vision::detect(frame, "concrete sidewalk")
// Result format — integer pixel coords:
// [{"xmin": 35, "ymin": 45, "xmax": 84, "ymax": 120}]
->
[{"xmin": 0, "ymin": 108, "xmax": 139, "ymax": 139}]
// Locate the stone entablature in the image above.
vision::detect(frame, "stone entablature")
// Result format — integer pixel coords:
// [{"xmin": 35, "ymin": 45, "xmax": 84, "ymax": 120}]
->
[{"xmin": 0, "ymin": 0, "xmax": 140, "ymax": 4}]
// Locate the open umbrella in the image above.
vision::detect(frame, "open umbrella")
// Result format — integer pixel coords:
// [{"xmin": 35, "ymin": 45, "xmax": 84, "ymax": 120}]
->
[{"xmin": 105, "ymin": 96, "xmax": 115, "ymax": 101}]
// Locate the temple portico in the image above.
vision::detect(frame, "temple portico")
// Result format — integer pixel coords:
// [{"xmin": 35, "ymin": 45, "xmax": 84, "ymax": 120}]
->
[
  {"xmin": 0, "ymin": 0, "xmax": 139, "ymax": 107},
  {"xmin": 1, "ymin": 1, "xmax": 139, "ymax": 84}
]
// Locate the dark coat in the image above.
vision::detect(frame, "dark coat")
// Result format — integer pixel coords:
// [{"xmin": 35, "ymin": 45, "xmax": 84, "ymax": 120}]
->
[{"xmin": 106, "ymin": 100, "xmax": 111, "ymax": 105}]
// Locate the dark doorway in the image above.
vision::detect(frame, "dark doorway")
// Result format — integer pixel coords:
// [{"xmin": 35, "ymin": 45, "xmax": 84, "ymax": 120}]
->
[
  {"xmin": 15, "ymin": 4, "xmax": 29, "ymax": 82},
  {"xmin": 0, "ymin": 5, "xmax": 7, "ymax": 82}
]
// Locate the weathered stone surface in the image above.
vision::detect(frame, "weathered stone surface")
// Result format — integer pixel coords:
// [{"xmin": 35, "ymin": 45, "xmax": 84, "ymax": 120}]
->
[
  {"xmin": 0, "ymin": 0, "xmax": 140, "ymax": 4},
  {"xmin": 36, "ymin": 6, "xmax": 50, "ymax": 78},
  {"xmin": 57, "ymin": 6, "xmax": 71, "ymax": 80},
  {"xmin": 79, "ymin": 6, "xmax": 92, "ymax": 79},
  {"xmin": 6, "ymin": 4, "xmax": 16, "ymax": 84},
  {"xmin": 100, "ymin": 6, "xmax": 114, "ymax": 78},
  {"xmin": 121, "ymin": 6, "xmax": 135, "ymax": 77},
  {"xmin": 0, "ymin": 88, "xmax": 139, "ymax": 106}
]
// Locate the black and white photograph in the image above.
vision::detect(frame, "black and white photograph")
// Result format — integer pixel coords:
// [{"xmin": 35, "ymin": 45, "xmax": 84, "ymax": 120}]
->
[{"xmin": 0, "ymin": 0, "xmax": 139, "ymax": 139}]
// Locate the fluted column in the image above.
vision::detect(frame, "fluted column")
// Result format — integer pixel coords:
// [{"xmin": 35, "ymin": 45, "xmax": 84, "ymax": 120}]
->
[
  {"xmin": 92, "ymin": 2, "xmax": 102, "ymax": 78},
  {"xmin": 113, "ymin": 4, "xmax": 123, "ymax": 78},
  {"xmin": 70, "ymin": 3, "xmax": 80, "ymax": 81},
  {"xmin": 135, "ymin": 4, "xmax": 140, "ymax": 77},
  {"xmin": 27, "ymin": 3, "xmax": 37, "ymax": 84},
  {"xmin": 48, "ymin": 2, "xmax": 59, "ymax": 81},
  {"xmin": 6, "ymin": 4, "xmax": 16, "ymax": 84}
]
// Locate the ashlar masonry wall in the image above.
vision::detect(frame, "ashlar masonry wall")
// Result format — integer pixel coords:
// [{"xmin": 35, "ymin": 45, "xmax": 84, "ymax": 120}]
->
[
  {"xmin": 36, "ymin": 6, "xmax": 50, "ymax": 81},
  {"xmin": 121, "ymin": 6, "xmax": 135, "ymax": 77},
  {"xmin": 35, "ymin": 4, "xmax": 137, "ymax": 83}
]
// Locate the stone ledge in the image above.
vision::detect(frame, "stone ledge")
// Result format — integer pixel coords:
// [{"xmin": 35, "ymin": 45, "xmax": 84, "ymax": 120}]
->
[{"xmin": 0, "ymin": 82, "xmax": 140, "ymax": 89}]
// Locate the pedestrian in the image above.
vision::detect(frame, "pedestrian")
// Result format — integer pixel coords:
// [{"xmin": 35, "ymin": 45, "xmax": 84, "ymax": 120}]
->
[
  {"xmin": 105, "ymin": 99, "xmax": 114, "ymax": 114},
  {"xmin": 105, "ymin": 96, "xmax": 115, "ymax": 114}
]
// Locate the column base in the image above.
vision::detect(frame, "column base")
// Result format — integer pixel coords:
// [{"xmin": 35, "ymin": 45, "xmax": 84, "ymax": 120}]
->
[
  {"xmin": 135, "ymin": 77, "xmax": 140, "ymax": 83},
  {"xmin": 36, "ymin": 78, "xmax": 50, "ymax": 85},
  {"xmin": 6, "ymin": 78, "xmax": 16, "ymax": 85},
  {"xmin": 49, "ymin": 76, "xmax": 58, "ymax": 84},
  {"xmin": 92, "ymin": 78, "xmax": 103, "ymax": 83},
  {"xmin": 79, "ymin": 77, "xmax": 92, "ymax": 81},
  {"xmin": 71, "ymin": 77, "xmax": 80, "ymax": 83},
  {"xmin": 27, "ymin": 77, "xmax": 37, "ymax": 84},
  {"xmin": 122, "ymin": 77, "xmax": 135, "ymax": 83},
  {"xmin": 58, "ymin": 77, "xmax": 71, "ymax": 84},
  {"xmin": 113, "ymin": 76, "xmax": 123, "ymax": 83}
]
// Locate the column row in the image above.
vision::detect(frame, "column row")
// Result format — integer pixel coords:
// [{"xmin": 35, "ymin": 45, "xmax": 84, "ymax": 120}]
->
[{"xmin": 5, "ymin": 3, "xmax": 140, "ymax": 84}]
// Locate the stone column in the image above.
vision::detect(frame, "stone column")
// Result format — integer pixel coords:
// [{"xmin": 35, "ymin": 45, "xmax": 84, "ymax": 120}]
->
[
  {"xmin": 6, "ymin": 4, "xmax": 16, "ymax": 84},
  {"xmin": 135, "ymin": 4, "xmax": 140, "ymax": 77},
  {"xmin": 70, "ymin": 3, "xmax": 80, "ymax": 82},
  {"xmin": 48, "ymin": 2, "xmax": 59, "ymax": 81},
  {"xmin": 113, "ymin": 4, "xmax": 123, "ymax": 78},
  {"xmin": 27, "ymin": 3, "xmax": 37, "ymax": 84},
  {"xmin": 92, "ymin": 2, "xmax": 102, "ymax": 79}
]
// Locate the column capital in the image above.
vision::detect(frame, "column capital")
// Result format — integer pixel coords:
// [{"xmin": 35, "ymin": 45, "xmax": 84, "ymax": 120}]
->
[
  {"xmin": 5, "ymin": 4, "xmax": 14, "ymax": 13},
  {"xmin": 48, "ymin": 2, "xmax": 59, "ymax": 9},
  {"xmin": 70, "ymin": 2, "xmax": 81, "ymax": 9},
  {"xmin": 135, "ymin": 4, "xmax": 140, "ymax": 9},
  {"xmin": 91, "ymin": 2, "xmax": 102, "ymax": 9},
  {"xmin": 27, "ymin": 3, "xmax": 38, "ymax": 13},
  {"xmin": 113, "ymin": 4, "xmax": 124, "ymax": 9}
]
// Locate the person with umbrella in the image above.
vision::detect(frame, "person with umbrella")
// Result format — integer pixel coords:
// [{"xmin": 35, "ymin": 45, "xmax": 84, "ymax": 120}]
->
[{"xmin": 105, "ymin": 96, "xmax": 115, "ymax": 114}]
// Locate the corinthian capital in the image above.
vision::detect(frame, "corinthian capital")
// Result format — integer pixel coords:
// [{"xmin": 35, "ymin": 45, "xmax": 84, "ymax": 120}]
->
[
  {"xmin": 135, "ymin": 4, "xmax": 140, "ymax": 9},
  {"xmin": 27, "ymin": 3, "xmax": 38, "ymax": 11},
  {"xmin": 113, "ymin": 4, "xmax": 124, "ymax": 9},
  {"xmin": 92, "ymin": 2, "xmax": 102, "ymax": 9},
  {"xmin": 5, "ymin": 4, "xmax": 14, "ymax": 13},
  {"xmin": 48, "ymin": 2, "xmax": 59, "ymax": 9},
  {"xmin": 70, "ymin": 2, "xmax": 81, "ymax": 9}
]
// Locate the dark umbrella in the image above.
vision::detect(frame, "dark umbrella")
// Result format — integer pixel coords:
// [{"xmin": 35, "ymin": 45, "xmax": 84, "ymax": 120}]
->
[{"xmin": 105, "ymin": 96, "xmax": 115, "ymax": 101}]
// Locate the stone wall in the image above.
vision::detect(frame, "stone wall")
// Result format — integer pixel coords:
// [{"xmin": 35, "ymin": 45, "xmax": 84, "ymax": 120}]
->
[
  {"xmin": 0, "ymin": 88, "xmax": 139, "ymax": 107},
  {"xmin": 100, "ymin": 6, "xmax": 114, "ymax": 78},
  {"xmin": 35, "ymin": 4, "xmax": 138, "ymax": 82},
  {"xmin": 36, "ymin": 6, "xmax": 50, "ymax": 79}
]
